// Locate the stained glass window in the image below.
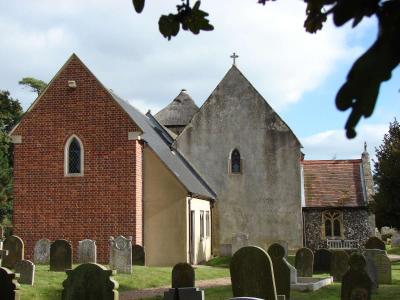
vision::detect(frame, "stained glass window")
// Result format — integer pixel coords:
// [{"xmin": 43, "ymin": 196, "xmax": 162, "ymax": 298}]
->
[
  {"xmin": 68, "ymin": 137, "xmax": 81, "ymax": 174},
  {"xmin": 231, "ymin": 149, "xmax": 241, "ymax": 173}
]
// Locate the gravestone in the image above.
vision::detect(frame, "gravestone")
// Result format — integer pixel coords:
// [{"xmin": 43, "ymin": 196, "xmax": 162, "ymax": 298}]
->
[
  {"xmin": 373, "ymin": 253, "xmax": 392, "ymax": 284},
  {"xmin": 15, "ymin": 260, "xmax": 35, "ymax": 286},
  {"xmin": 284, "ymin": 258, "xmax": 297, "ymax": 284},
  {"xmin": 364, "ymin": 249, "xmax": 385, "ymax": 290},
  {"xmin": 78, "ymin": 239, "xmax": 96, "ymax": 264},
  {"xmin": 0, "ymin": 267, "xmax": 20, "ymax": 300},
  {"xmin": 33, "ymin": 239, "xmax": 51, "ymax": 264},
  {"xmin": 164, "ymin": 287, "xmax": 204, "ymax": 300},
  {"xmin": 295, "ymin": 247, "xmax": 314, "ymax": 277},
  {"xmin": 0, "ymin": 249, "xmax": 8, "ymax": 266},
  {"xmin": 231, "ymin": 233, "xmax": 249, "ymax": 255},
  {"xmin": 109, "ymin": 235, "xmax": 132, "ymax": 274},
  {"xmin": 330, "ymin": 250, "xmax": 350, "ymax": 282},
  {"xmin": 365, "ymin": 237, "xmax": 385, "ymax": 251},
  {"xmin": 62, "ymin": 263, "xmax": 119, "ymax": 300},
  {"xmin": 314, "ymin": 249, "xmax": 332, "ymax": 273},
  {"xmin": 50, "ymin": 240, "xmax": 72, "ymax": 272},
  {"xmin": 267, "ymin": 243, "xmax": 290, "ymax": 299},
  {"xmin": 172, "ymin": 263, "xmax": 195, "ymax": 288},
  {"xmin": 2, "ymin": 235, "xmax": 24, "ymax": 269},
  {"xmin": 341, "ymin": 253, "xmax": 372, "ymax": 300},
  {"xmin": 132, "ymin": 245, "xmax": 145, "ymax": 266},
  {"xmin": 230, "ymin": 246, "xmax": 277, "ymax": 300},
  {"xmin": 0, "ymin": 226, "xmax": 4, "ymax": 240}
]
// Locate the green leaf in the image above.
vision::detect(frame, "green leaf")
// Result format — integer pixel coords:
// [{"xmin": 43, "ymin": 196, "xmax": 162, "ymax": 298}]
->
[
  {"xmin": 132, "ymin": 0, "xmax": 145, "ymax": 13},
  {"xmin": 159, "ymin": 14, "xmax": 180, "ymax": 40}
]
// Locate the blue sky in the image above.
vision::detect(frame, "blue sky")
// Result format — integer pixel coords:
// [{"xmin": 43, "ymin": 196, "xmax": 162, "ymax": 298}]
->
[{"xmin": 1, "ymin": 0, "xmax": 398, "ymax": 161}]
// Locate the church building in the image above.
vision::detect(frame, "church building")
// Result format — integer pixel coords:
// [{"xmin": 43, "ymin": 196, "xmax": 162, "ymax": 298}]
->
[{"xmin": 10, "ymin": 54, "xmax": 374, "ymax": 266}]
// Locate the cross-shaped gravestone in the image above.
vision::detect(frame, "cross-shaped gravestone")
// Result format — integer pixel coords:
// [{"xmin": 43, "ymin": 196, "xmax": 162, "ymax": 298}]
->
[{"xmin": 230, "ymin": 52, "xmax": 239, "ymax": 65}]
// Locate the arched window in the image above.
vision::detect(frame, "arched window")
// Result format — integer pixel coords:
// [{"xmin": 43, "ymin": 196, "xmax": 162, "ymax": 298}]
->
[
  {"xmin": 65, "ymin": 135, "xmax": 84, "ymax": 176},
  {"xmin": 230, "ymin": 149, "xmax": 241, "ymax": 174},
  {"xmin": 322, "ymin": 210, "xmax": 343, "ymax": 239}
]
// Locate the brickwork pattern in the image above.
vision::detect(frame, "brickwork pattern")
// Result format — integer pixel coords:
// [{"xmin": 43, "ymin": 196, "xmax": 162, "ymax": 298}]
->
[{"xmin": 12, "ymin": 55, "xmax": 143, "ymax": 263}]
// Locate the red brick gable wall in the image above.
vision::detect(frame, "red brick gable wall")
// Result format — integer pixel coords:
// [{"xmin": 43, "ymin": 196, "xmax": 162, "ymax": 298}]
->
[{"xmin": 11, "ymin": 55, "xmax": 143, "ymax": 263}]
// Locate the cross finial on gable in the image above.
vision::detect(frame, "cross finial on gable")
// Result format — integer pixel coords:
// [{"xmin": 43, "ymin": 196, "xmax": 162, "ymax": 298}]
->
[{"xmin": 230, "ymin": 52, "xmax": 239, "ymax": 66}]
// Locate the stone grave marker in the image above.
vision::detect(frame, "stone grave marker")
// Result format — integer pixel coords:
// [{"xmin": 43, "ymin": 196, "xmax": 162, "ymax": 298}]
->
[
  {"xmin": 78, "ymin": 239, "xmax": 96, "ymax": 264},
  {"xmin": 330, "ymin": 250, "xmax": 350, "ymax": 282},
  {"xmin": 2, "ymin": 235, "xmax": 24, "ymax": 269},
  {"xmin": 373, "ymin": 253, "xmax": 392, "ymax": 284},
  {"xmin": 109, "ymin": 235, "xmax": 132, "ymax": 274},
  {"xmin": 364, "ymin": 249, "xmax": 384, "ymax": 290},
  {"xmin": 62, "ymin": 263, "xmax": 119, "ymax": 300},
  {"xmin": 341, "ymin": 253, "xmax": 372, "ymax": 300},
  {"xmin": 284, "ymin": 258, "xmax": 297, "ymax": 284},
  {"xmin": 314, "ymin": 249, "xmax": 332, "ymax": 273},
  {"xmin": 15, "ymin": 260, "xmax": 35, "ymax": 286},
  {"xmin": 365, "ymin": 237, "xmax": 385, "ymax": 251},
  {"xmin": 172, "ymin": 263, "xmax": 195, "ymax": 288},
  {"xmin": 50, "ymin": 240, "xmax": 72, "ymax": 272},
  {"xmin": 0, "ymin": 226, "xmax": 4, "ymax": 240},
  {"xmin": 230, "ymin": 246, "xmax": 277, "ymax": 300},
  {"xmin": 0, "ymin": 249, "xmax": 8, "ymax": 266},
  {"xmin": 231, "ymin": 233, "xmax": 249, "ymax": 255},
  {"xmin": 132, "ymin": 245, "xmax": 145, "ymax": 266},
  {"xmin": 268, "ymin": 243, "xmax": 290, "ymax": 299},
  {"xmin": 0, "ymin": 267, "xmax": 20, "ymax": 300},
  {"xmin": 295, "ymin": 247, "xmax": 314, "ymax": 277},
  {"xmin": 33, "ymin": 239, "xmax": 51, "ymax": 264}
]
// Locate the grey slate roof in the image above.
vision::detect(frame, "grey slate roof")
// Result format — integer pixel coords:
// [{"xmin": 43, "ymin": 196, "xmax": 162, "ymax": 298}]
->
[
  {"xmin": 155, "ymin": 90, "xmax": 199, "ymax": 126},
  {"xmin": 109, "ymin": 92, "xmax": 216, "ymax": 200}
]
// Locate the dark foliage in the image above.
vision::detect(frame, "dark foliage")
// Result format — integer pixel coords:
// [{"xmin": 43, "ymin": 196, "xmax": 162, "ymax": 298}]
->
[{"xmin": 373, "ymin": 119, "xmax": 400, "ymax": 229}]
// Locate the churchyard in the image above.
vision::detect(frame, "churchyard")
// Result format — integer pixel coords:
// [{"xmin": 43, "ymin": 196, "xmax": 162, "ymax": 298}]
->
[{"xmin": 0, "ymin": 233, "xmax": 399, "ymax": 299}]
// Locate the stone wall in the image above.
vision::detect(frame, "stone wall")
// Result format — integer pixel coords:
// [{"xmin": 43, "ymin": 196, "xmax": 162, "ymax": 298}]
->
[{"xmin": 304, "ymin": 208, "xmax": 371, "ymax": 250}]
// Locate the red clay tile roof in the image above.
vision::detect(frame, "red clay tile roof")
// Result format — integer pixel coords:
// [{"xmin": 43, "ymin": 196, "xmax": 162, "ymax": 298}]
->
[{"xmin": 302, "ymin": 159, "xmax": 366, "ymax": 207}]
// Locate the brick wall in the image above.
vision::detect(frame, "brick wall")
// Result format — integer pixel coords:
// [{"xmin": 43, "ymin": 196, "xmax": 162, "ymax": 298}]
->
[{"xmin": 11, "ymin": 55, "xmax": 143, "ymax": 263}]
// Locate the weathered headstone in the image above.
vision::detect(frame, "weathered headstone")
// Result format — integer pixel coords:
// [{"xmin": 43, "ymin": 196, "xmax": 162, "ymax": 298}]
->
[
  {"xmin": 15, "ymin": 260, "xmax": 35, "ymax": 286},
  {"xmin": 365, "ymin": 237, "xmax": 385, "ymax": 251},
  {"xmin": 33, "ymin": 239, "xmax": 51, "ymax": 264},
  {"xmin": 364, "ymin": 249, "xmax": 385, "ymax": 290},
  {"xmin": 330, "ymin": 250, "xmax": 350, "ymax": 282},
  {"xmin": 314, "ymin": 249, "xmax": 332, "ymax": 273},
  {"xmin": 0, "ymin": 267, "xmax": 20, "ymax": 300},
  {"xmin": 50, "ymin": 240, "xmax": 72, "ymax": 272},
  {"xmin": 78, "ymin": 239, "xmax": 96, "ymax": 264},
  {"xmin": 132, "ymin": 245, "xmax": 145, "ymax": 266},
  {"xmin": 62, "ymin": 263, "xmax": 119, "ymax": 300},
  {"xmin": 230, "ymin": 246, "xmax": 277, "ymax": 300},
  {"xmin": 172, "ymin": 263, "xmax": 195, "ymax": 288},
  {"xmin": 109, "ymin": 235, "xmax": 132, "ymax": 274},
  {"xmin": 164, "ymin": 287, "xmax": 204, "ymax": 300},
  {"xmin": 231, "ymin": 233, "xmax": 249, "ymax": 255},
  {"xmin": 373, "ymin": 253, "xmax": 392, "ymax": 284},
  {"xmin": 267, "ymin": 243, "xmax": 290, "ymax": 299},
  {"xmin": 2, "ymin": 235, "xmax": 24, "ymax": 269},
  {"xmin": 341, "ymin": 253, "xmax": 372, "ymax": 300},
  {"xmin": 284, "ymin": 258, "xmax": 297, "ymax": 284},
  {"xmin": 295, "ymin": 247, "xmax": 314, "ymax": 277}
]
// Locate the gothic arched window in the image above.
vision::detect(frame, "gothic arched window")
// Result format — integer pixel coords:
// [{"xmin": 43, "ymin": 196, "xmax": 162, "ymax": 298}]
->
[
  {"xmin": 322, "ymin": 210, "xmax": 343, "ymax": 239},
  {"xmin": 230, "ymin": 149, "xmax": 241, "ymax": 174},
  {"xmin": 65, "ymin": 135, "xmax": 84, "ymax": 176}
]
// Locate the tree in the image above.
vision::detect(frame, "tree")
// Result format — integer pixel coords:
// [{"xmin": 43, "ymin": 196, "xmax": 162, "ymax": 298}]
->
[
  {"xmin": 131, "ymin": 0, "xmax": 400, "ymax": 139},
  {"xmin": 373, "ymin": 119, "xmax": 400, "ymax": 229},
  {"xmin": 19, "ymin": 77, "xmax": 47, "ymax": 96},
  {"xmin": 0, "ymin": 90, "xmax": 23, "ymax": 223}
]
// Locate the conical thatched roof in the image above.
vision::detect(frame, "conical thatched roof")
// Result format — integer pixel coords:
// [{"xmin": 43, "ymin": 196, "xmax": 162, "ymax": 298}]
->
[{"xmin": 155, "ymin": 90, "xmax": 199, "ymax": 126}]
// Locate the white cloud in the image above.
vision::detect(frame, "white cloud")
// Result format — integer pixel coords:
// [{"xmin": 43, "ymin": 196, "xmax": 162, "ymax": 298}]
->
[
  {"xmin": 0, "ymin": 0, "xmax": 374, "ymax": 113},
  {"xmin": 301, "ymin": 124, "xmax": 388, "ymax": 161}
]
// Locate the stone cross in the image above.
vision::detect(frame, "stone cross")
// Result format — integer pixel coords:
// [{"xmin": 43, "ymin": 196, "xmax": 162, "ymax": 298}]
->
[{"xmin": 230, "ymin": 52, "xmax": 239, "ymax": 65}]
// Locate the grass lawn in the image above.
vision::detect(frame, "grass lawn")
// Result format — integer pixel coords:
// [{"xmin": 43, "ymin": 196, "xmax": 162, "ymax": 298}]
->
[{"xmin": 18, "ymin": 264, "xmax": 229, "ymax": 300}]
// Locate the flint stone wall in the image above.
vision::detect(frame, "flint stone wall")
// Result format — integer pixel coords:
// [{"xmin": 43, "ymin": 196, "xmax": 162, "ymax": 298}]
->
[{"xmin": 303, "ymin": 208, "xmax": 371, "ymax": 251}]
